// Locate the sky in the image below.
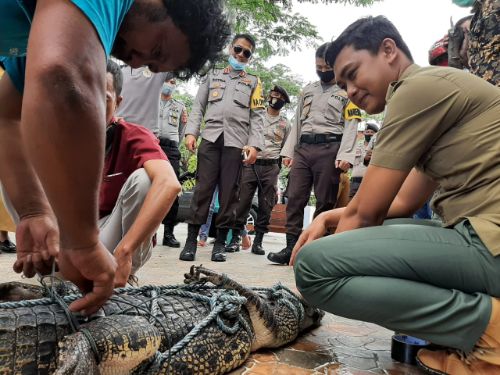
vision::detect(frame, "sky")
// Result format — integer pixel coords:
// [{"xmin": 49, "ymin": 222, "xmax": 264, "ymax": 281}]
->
[
  {"xmin": 269, "ymin": 0, "xmax": 471, "ymax": 84},
  {"xmin": 181, "ymin": 0, "xmax": 472, "ymax": 94}
]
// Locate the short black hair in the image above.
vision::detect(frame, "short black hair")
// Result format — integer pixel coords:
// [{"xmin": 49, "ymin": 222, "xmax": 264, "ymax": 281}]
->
[
  {"xmin": 325, "ymin": 16, "xmax": 414, "ymax": 68},
  {"xmin": 316, "ymin": 42, "xmax": 331, "ymax": 59},
  {"xmin": 232, "ymin": 34, "xmax": 256, "ymax": 51},
  {"xmin": 165, "ymin": 0, "xmax": 231, "ymax": 79},
  {"xmin": 106, "ymin": 60, "xmax": 123, "ymax": 97}
]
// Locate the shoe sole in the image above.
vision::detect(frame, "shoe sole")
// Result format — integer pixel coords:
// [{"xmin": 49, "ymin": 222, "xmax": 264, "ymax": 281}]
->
[{"xmin": 415, "ymin": 357, "xmax": 449, "ymax": 375}]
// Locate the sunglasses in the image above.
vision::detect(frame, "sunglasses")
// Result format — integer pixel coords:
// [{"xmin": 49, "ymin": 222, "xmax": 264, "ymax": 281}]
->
[{"xmin": 233, "ymin": 45, "xmax": 253, "ymax": 59}]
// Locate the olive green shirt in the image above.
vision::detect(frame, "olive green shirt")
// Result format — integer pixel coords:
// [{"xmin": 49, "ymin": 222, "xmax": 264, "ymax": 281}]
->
[{"xmin": 371, "ymin": 64, "xmax": 500, "ymax": 255}]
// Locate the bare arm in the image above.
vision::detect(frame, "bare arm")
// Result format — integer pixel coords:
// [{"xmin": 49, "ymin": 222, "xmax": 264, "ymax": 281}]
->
[
  {"xmin": 291, "ymin": 167, "xmax": 437, "ymax": 265},
  {"xmin": 113, "ymin": 159, "xmax": 180, "ymax": 286},
  {"xmin": 24, "ymin": 0, "xmax": 106, "ymax": 247},
  {"xmin": 336, "ymin": 166, "xmax": 437, "ymax": 233},
  {"xmin": 22, "ymin": 0, "xmax": 116, "ymax": 314},
  {"xmin": 0, "ymin": 69, "xmax": 59, "ymax": 276}
]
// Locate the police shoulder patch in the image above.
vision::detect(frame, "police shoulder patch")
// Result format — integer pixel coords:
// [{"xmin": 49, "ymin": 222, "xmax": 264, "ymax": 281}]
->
[
  {"xmin": 344, "ymin": 101, "xmax": 362, "ymax": 120},
  {"xmin": 250, "ymin": 78, "xmax": 265, "ymax": 110}
]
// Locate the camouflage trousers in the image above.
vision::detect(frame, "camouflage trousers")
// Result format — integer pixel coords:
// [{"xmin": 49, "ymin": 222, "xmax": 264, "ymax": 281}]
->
[{"xmin": 469, "ymin": 0, "xmax": 500, "ymax": 86}]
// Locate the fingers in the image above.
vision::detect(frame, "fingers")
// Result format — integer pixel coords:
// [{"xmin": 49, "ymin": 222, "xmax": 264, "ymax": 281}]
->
[
  {"xmin": 45, "ymin": 229, "xmax": 60, "ymax": 258},
  {"xmin": 290, "ymin": 233, "xmax": 307, "ymax": 266},
  {"xmin": 69, "ymin": 283, "xmax": 114, "ymax": 315}
]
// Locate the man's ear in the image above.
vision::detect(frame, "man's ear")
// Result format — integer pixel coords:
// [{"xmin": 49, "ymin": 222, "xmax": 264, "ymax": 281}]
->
[{"xmin": 380, "ymin": 38, "xmax": 398, "ymax": 63}]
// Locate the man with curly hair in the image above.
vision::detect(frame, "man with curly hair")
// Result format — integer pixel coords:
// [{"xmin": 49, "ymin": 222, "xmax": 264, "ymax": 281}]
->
[{"xmin": 0, "ymin": 0, "xmax": 230, "ymax": 315}]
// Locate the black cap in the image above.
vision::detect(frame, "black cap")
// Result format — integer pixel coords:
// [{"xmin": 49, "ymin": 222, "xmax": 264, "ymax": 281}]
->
[
  {"xmin": 366, "ymin": 121, "xmax": 379, "ymax": 133},
  {"xmin": 270, "ymin": 85, "xmax": 291, "ymax": 104}
]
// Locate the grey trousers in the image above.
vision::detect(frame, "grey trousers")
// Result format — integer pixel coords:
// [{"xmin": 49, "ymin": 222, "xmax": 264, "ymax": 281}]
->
[
  {"xmin": 99, "ymin": 169, "xmax": 154, "ymax": 274},
  {"xmin": 294, "ymin": 219, "xmax": 500, "ymax": 352}
]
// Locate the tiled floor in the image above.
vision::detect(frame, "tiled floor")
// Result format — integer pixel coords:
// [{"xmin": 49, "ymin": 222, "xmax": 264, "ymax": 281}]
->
[{"xmin": 0, "ymin": 225, "xmax": 426, "ymax": 374}]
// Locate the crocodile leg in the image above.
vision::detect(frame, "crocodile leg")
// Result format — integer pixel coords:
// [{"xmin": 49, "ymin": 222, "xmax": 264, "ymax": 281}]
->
[{"xmin": 56, "ymin": 315, "xmax": 162, "ymax": 375}]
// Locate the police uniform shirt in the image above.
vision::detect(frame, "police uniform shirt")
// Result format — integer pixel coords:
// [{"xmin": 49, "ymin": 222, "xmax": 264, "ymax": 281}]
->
[
  {"xmin": 259, "ymin": 112, "xmax": 291, "ymax": 159},
  {"xmin": 280, "ymin": 81, "xmax": 361, "ymax": 163},
  {"xmin": 116, "ymin": 67, "xmax": 170, "ymax": 135},
  {"xmin": 351, "ymin": 139, "xmax": 369, "ymax": 178},
  {"xmin": 158, "ymin": 98, "xmax": 186, "ymax": 143},
  {"xmin": 371, "ymin": 64, "xmax": 500, "ymax": 255},
  {"xmin": 185, "ymin": 67, "xmax": 265, "ymax": 150}
]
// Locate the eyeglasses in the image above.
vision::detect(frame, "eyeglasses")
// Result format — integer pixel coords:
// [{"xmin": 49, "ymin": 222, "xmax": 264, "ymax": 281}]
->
[{"xmin": 233, "ymin": 45, "xmax": 253, "ymax": 59}]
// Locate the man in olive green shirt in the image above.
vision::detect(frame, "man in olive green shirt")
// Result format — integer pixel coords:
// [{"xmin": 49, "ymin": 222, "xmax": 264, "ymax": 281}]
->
[{"xmin": 292, "ymin": 15, "xmax": 500, "ymax": 375}]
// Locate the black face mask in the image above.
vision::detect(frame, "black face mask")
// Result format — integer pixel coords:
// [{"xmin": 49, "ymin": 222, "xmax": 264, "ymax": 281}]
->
[
  {"xmin": 317, "ymin": 70, "xmax": 335, "ymax": 83},
  {"xmin": 269, "ymin": 97, "xmax": 286, "ymax": 110},
  {"xmin": 365, "ymin": 134, "xmax": 373, "ymax": 143}
]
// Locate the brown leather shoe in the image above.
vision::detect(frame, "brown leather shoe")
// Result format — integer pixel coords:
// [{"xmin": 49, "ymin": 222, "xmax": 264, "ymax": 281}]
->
[{"xmin": 417, "ymin": 349, "xmax": 500, "ymax": 375}]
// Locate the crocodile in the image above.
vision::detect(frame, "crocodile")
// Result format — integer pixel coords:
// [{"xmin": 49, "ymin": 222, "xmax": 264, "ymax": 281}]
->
[{"xmin": 0, "ymin": 266, "xmax": 324, "ymax": 374}]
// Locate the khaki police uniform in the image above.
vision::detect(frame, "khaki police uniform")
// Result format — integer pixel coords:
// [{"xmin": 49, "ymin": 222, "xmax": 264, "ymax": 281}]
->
[
  {"xmin": 349, "ymin": 139, "xmax": 370, "ymax": 197},
  {"xmin": 185, "ymin": 67, "xmax": 265, "ymax": 229},
  {"xmin": 158, "ymin": 98, "xmax": 187, "ymax": 228},
  {"xmin": 235, "ymin": 111, "xmax": 290, "ymax": 233},
  {"xmin": 295, "ymin": 65, "xmax": 500, "ymax": 353},
  {"xmin": 280, "ymin": 81, "xmax": 360, "ymax": 236}
]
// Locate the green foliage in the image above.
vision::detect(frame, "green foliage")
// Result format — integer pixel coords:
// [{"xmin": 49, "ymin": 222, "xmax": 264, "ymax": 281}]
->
[
  {"xmin": 247, "ymin": 62, "xmax": 304, "ymax": 117},
  {"xmin": 172, "ymin": 92, "xmax": 194, "ymax": 112},
  {"xmin": 226, "ymin": 0, "xmax": 319, "ymax": 60},
  {"xmin": 294, "ymin": 0, "xmax": 378, "ymax": 5}
]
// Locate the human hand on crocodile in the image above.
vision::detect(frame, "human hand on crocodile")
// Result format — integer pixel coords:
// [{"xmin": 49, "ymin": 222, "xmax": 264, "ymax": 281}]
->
[
  {"xmin": 57, "ymin": 241, "xmax": 117, "ymax": 315},
  {"xmin": 13, "ymin": 213, "xmax": 59, "ymax": 277}
]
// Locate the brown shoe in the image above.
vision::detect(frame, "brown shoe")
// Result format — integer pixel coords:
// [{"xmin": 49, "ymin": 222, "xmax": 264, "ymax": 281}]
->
[{"xmin": 417, "ymin": 349, "xmax": 500, "ymax": 375}]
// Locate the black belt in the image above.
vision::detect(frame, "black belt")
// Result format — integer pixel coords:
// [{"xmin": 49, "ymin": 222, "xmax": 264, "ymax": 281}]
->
[
  {"xmin": 255, "ymin": 158, "xmax": 280, "ymax": 166},
  {"xmin": 351, "ymin": 177, "xmax": 363, "ymax": 183},
  {"xmin": 158, "ymin": 137, "xmax": 178, "ymax": 148},
  {"xmin": 300, "ymin": 133, "xmax": 342, "ymax": 144}
]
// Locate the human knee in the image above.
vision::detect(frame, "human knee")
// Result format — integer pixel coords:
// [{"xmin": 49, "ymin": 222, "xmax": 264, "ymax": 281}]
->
[
  {"xmin": 294, "ymin": 242, "xmax": 324, "ymax": 299},
  {"xmin": 123, "ymin": 169, "xmax": 151, "ymax": 203}
]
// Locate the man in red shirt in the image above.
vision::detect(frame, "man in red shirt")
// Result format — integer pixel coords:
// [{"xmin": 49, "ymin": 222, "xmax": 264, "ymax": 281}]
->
[{"xmin": 102, "ymin": 61, "xmax": 180, "ymax": 286}]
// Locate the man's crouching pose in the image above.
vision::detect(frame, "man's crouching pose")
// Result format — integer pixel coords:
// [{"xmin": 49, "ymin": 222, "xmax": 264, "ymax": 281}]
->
[
  {"xmin": 292, "ymin": 16, "xmax": 500, "ymax": 375},
  {"xmin": 101, "ymin": 61, "xmax": 180, "ymax": 286}
]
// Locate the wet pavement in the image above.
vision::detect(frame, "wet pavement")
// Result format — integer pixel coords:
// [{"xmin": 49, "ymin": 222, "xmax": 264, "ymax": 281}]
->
[{"xmin": 0, "ymin": 224, "xmax": 425, "ymax": 374}]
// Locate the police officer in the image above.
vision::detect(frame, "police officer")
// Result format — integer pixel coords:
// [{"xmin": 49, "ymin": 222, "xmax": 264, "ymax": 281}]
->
[
  {"xmin": 180, "ymin": 34, "xmax": 265, "ymax": 262},
  {"xmin": 158, "ymin": 78, "xmax": 188, "ymax": 247},
  {"xmin": 350, "ymin": 121, "xmax": 379, "ymax": 198},
  {"xmin": 227, "ymin": 85, "xmax": 291, "ymax": 255},
  {"xmin": 267, "ymin": 42, "xmax": 361, "ymax": 265}
]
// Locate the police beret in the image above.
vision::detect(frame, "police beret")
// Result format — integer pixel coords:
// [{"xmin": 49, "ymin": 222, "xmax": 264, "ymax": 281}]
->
[{"xmin": 271, "ymin": 85, "xmax": 291, "ymax": 104}]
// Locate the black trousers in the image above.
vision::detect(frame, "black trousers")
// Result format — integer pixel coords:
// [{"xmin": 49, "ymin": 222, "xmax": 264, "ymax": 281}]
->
[
  {"xmin": 187, "ymin": 135, "xmax": 242, "ymax": 229},
  {"xmin": 235, "ymin": 164, "xmax": 279, "ymax": 233},
  {"xmin": 286, "ymin": 142, "xmax": 341, "ymax": 236},
  {"xmin": 159, "ymin": 138, "xmax": 180, "ymax": 227}
]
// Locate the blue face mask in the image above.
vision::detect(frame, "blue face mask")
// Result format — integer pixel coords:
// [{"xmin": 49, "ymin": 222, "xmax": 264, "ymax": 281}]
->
[
  {"xmin": 161, "ymin": 84, "xmax": 175, "ymax": 96},
  {"xmin": 452, "ymin": 0, "xmax": 474, "ymax": 7},
  {"xmin": 228, "ymin": 55, "xmax": 247, "ymax": 71}
]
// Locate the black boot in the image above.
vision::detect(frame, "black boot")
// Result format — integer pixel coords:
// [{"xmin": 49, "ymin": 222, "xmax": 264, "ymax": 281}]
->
[
  {"xmin": 251, "ymin": 231, "xmax": 265, "ymax": 255},
  {"xmin": 267, "ymin": 233, "xmax": 299, "ymax": 265},
  {"xmin": 0, "ymin": 239, "xmax": 16, "ymax": 253},
  {"xmin": 162, "ymin": 224, "xmax": 180, "ymax": 248},
  {"xmin": 224, "ymin": 229, "xmax": 241, "ymax": 253},
  {"xmin": 211, "ymin": 228, "xmax": 228, "ymax": 262},
  {"xmin": 179, "ymin": 224, "xmax": 201, "ymax": 261}
]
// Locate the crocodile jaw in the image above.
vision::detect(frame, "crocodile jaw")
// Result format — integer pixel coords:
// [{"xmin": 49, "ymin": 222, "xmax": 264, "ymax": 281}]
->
[{"xmin": 247, "ymin": 305, "xmax": 279, "ymax": 351}]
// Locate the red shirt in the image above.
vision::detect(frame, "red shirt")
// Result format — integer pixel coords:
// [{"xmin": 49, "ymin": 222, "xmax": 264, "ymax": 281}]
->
[{"xmin": 100, "ymin": 119, "xmax": 168, "ymax": 218}]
